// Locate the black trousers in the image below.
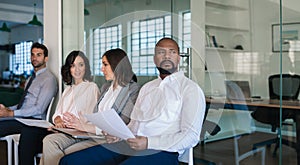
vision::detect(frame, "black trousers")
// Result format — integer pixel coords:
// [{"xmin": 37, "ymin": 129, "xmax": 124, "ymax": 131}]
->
[
  {"xmin": 18, "ymin": 126, "xmax": 51, "ymax": 165},
  {"xmin": 0, "ymin": 119, "xmax": 51, "ymax": 165},
  {"xmin": 0, "ymin": 119, "xmax": 25, "ymax": 137}
]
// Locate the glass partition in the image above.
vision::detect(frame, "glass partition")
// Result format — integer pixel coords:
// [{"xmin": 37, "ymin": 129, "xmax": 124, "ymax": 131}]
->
[
  {"xmin": 83, "ymin": 0, "xmax": 190, "ymax": 84},
  {"xmin": 202, "ymin": 0, "xmax": 299, "ymax": 164},
  {"xmin": 62, "ymin": 0, "xmax": 300, "ymax": 164}
]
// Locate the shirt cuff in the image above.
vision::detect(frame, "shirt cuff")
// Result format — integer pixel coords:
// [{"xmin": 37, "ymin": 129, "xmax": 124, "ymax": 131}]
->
[
  {"xmin": 147, "ymin": 136, "xmax": 160, "ymax": 150},
  {"xmin": 95, "ymin": 127, "xmax": 103, "ymax": 135},
  {"xmin": 8, "ymin": 105, "xmax": 17, "ymax": 110},
  {"xmin": 13, "ymin": 110, "xmax": 21, "ymax": 116}
]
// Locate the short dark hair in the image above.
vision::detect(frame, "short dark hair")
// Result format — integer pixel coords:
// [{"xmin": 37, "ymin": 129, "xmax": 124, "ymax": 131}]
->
[
  {"xmin": 102, "ymin": 48, "xmax": 136, "ymax": 87},
  {"xmin": 31, "ymin": 42, "xmax": 48, "ymax": 57},
  {"xmin": 61, "ymin": 50, "xmax": 92, "ymax": 85},
  {"xmin": 155, "ymin": 37, "xmax": 180, "ymax": 53}
]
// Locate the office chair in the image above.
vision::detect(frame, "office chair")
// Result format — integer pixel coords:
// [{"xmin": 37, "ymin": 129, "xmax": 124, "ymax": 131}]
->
[
  {"xmin": 12, "ymin": 97, "xmax": 55, "ymax": 165},
  {"xmin": 251, "ymin": 74, "xmax": 300, "ymax": 156},
  {"xmin": 190, "ymin": 103, "xmax": 221, "ymax": 165}
]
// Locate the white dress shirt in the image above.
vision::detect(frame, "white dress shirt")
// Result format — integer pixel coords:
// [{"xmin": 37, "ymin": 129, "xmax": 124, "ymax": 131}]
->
[
  {"xmin": 129, "ymin": 71, "xmax": 205, "ymax": 157},
  {"xmin": 52, "ymin": 81, "xmax": 100, "ymax": 121}
]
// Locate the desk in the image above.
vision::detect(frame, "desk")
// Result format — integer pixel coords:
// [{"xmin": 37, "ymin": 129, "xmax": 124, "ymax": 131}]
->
[{"xmin": 206, "ymin": 98, "xmax": 300, "ymax": 165}]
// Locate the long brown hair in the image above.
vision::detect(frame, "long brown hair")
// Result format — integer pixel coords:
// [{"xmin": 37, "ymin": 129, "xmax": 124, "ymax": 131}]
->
[
  {"xmin": 102, "ymin": 48, "xmax": 136, "ymax": 87},
  {"xmin": 61, "ymin": 51, "xmax": 92, "ymax": 85}
]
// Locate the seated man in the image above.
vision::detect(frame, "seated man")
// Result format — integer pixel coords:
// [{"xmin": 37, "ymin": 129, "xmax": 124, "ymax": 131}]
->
[
  {"xmin": 0, "ymin": 42, "xmax": 58, "ymax": 137},
  {"xmin": 59, "ymin": 37, "xmax": 205, "ymax": 165}
]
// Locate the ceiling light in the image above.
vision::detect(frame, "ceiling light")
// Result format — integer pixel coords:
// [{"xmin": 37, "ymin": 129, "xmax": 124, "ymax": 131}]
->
[
  {"xmin": 84, "ymin": 9, "xmax": 90, "ymax": 16},
  {"xmin": 0, "ymin": 22, "xmax": 11, "ymax": 32},
  {"xmin": 28, "ymin": 3, "xmax": 43, "ymax": 26}
]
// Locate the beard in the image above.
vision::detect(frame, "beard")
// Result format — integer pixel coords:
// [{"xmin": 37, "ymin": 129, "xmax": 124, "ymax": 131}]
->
[
  {"xmin": 157, "ymin": 60, "xmax": 177, "ymax": 75},
  {"xmin": 32, "ymin": 61, "xmax": 45, "ymax": 68}
]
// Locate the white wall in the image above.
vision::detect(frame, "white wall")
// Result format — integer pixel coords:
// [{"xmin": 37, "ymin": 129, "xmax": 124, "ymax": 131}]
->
[
  {"xmin": 203, "ymin": 0, "xmax": 300, "ymax": 99},
  {"xmin": 250, "ymin": 0, "xmax": 300, "ymax": 98},
  {"xmin": 11, "ymin": 25, "xmax": 43, "ymax": 43}
]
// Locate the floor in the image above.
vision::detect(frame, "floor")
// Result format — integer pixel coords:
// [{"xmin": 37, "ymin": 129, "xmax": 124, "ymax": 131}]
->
[
  {"xmin": 193, "ymin": 132, "xmax": 297, "ymax": 165},
  {"xmin": 0, "ymin": 132, "xmax": 297, "ymax": 165}
]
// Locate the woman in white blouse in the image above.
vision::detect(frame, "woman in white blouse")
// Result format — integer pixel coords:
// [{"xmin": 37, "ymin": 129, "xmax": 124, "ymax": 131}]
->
[
  {"xmin": 41, "ymin": 48, "xmax": 140, "ymax": 165},
  {"xmin": 18, "ymin": 50, "xmax": 100, "ymax": 165}
]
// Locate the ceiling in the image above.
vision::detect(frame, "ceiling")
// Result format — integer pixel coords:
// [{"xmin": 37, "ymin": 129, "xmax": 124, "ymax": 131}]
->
[
  {"xmin": 0, "ymin": 0, "xmax": 113, "ymax": 30},
  {"xmin": 0, "ymin": 0, "xmax": 43, "ymax": 29}
]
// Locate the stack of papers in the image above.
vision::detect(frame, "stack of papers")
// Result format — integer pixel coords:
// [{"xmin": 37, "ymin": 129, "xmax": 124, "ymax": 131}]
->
[
  {"xmin": 16, "ymin": 118, "xmax": 53, "ymax": 128},
  {"xmin": 85, "ymin": 109, "xmax": 135, "ymax": 140}
]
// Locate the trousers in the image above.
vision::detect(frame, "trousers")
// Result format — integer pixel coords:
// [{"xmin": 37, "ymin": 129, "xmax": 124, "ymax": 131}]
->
[
  {"xmin": 0, "ymin": 119, "xmax": 25, "ymax": 137},
  {"xmin": 18, "ymin": 126, "xmax": 50, "ymax": 165},
  {"xmin": 41, "ymin": 133, "xmax": 105, "ymax": 165},
  {"xmin": 59, "ymin": 141, "xmax": 179, "ymax": 165}
]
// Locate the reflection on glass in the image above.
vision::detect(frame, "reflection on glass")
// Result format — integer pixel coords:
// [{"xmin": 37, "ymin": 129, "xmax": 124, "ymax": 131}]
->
[{"xmin": 78, "ymin": 0, "xmax": 300, "ymax": 164}]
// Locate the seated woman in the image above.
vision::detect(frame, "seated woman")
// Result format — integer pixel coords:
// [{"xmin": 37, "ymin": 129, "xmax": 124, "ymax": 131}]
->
[
  {"xmin": 18, "ymin": 50, "xmax": 100, "ymax": 165},
  {"xmin": 41, "ymin": 48, "xmax": 140, "ymax": 165}
]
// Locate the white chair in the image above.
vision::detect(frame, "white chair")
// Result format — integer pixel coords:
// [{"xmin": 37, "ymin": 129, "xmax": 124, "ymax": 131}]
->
[
  {"xmin": 179, "ymin": 147, "xmax": 193, "ymax": 165},
  {"xmin": 0, "ymin": 135, "xmax": 14, "ymax": 165},
  {"xmin": 188, "ymin": 147, "xmax": 193, "ymax": 165},
  {"xmin": 12, "ymin": 97, "xmax": 55, "ymax": 165}
]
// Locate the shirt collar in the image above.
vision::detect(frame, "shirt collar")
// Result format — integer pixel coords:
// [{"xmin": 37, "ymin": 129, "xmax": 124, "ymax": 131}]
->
[
  {"xmin": 35, "ymin": 67, "xmax": 47, "ymax": 76},
  {"xmin": 159, "ymin": 71, "xmax": 184, "ymax": 82}
]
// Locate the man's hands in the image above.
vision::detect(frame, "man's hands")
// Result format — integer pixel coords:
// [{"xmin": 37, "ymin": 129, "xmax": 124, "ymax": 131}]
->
[
  {"xmin": 103, "ymin": 131, "xmax": 121, "ymax": 143},
  {"xmin": 0, "ymin": 104, "xmax": 14, "ymax": 117},
  {"xmin": 127, "ymin": 136, "xmax": 148, "ymax": 150},
  {"xmin": 103, "ymin": 130, "xmax": 148, "ymax": 151}
]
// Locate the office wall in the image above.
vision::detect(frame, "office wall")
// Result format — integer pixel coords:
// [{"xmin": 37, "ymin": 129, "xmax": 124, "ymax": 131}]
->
[
  {"xmin": 82, "ymin": 0, "xmax": 191, "ymax": 87},
  {"xmin": 250, "ymin": 0, "xmax": 300, "ymax": 98},
  {"xmin": 0, "ymin": 25, "xmax": 43, "ymax": 76},
  {"xmin": 1, "ymin": 0, "xmax": 300, "ymax": 98},
  {"xmin": 0, "ymin": 32, "xmax": 10, "ymax": 74},
  {"xmin": 83, "ymin": 0, "xmax": 300, "ymax": 98},
  {"xmin": 83, "ymin": 0, "xmax": 189, "ymax": 58},
  {"xmin": 204, "ymin": 1, "xmax": 300, "ymax": 99},
  {"xmin": 11, "ymin": 25, "xmax": 43, "ymax": 43}
]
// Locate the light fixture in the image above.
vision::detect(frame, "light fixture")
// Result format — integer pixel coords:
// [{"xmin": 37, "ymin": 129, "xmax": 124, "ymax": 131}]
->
[
  {"xmin": 0, "ymin": 22, "xmax": 11, "ymax": 32},
  {"xmin": 28, "ymin": 3, "xmax": 43, "ymax": 26},
  {"xmin": 84, "ymin": 9, "xmax": 90, "ymax": 16}
]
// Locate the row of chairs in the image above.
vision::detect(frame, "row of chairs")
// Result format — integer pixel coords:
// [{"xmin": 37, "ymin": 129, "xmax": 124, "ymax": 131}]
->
[
  {"xmin": 1, "ymin": 101, "xmax": 263, "ymax": 165},
  {"xmin": 4, "ymin": 73, "xmax": 296, "ymax": 165},
  {"xmin": 0, "ymin": 97, "xmax": 54, "ymax": 165}
]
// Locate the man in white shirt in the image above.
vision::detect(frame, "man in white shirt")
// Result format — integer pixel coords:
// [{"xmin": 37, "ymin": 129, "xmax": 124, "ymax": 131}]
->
[{"xmin": 59, "ymin": 37, "xmax": 205, "ymax": 165}]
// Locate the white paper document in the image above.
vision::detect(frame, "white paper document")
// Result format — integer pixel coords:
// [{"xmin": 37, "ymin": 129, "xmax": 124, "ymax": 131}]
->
[
  {"xmin": 53, "ymin": 127, "xmax": 105, "ymax": 139},
  {"xmin": 85, "ymin": 109, "xmax": 135, "ymax": 140},
  {"xmin": 16, "ymin": 118, "xmax": 53, "ymax": 128}
]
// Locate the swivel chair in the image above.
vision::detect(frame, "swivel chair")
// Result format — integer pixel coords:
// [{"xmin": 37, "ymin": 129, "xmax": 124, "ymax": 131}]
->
[{"xmin": 251, "ymin": 74, "xmax": 300, "ymax": 156}]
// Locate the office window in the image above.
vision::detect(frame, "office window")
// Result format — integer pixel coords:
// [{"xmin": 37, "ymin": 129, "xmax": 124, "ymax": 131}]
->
[
  {"xmin": 180, "ymin": 11, "xmax": 191, "ymax": 76},
  {"xmin": 12, "ymin": 41, "xmax": 33, "ymax": 75},
  {"xmin": 92, "ymin": 25, "xmax": 122, "ymax": 75},
  {"xmin": 131, "ymin": 15, "xmax": 171, "ymax": 76},
  {"xmin": 182, "ymin": 11, "xmax": 191, "ymax": 53}
]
